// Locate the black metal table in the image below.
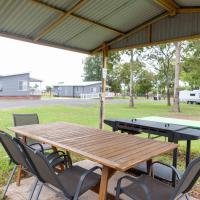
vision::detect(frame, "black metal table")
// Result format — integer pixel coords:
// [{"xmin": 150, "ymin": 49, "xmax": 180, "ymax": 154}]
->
[{"xmin": 104, "ymin": 118, "xmax": 200, "ymax": 170}]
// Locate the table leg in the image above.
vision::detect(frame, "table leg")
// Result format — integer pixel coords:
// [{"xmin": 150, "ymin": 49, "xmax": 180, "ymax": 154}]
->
[
  {"xmin": 16, "ymin": 165, "xmax": 22, "ymax": 186},
  {"xmin": 147, "ymin": 159, "xmax": 153, "ymax": 175},
  {"xmin": 99, "ymin": 166, "xmax": 114, "ymax": 200},
  {"xmin": 172, "ymin": 139, "xmax": 178, "ymax": 187},
  {"xmin": 16, "ymin": 136, "xmax": 26, "ymax": 186},
  {"xmin": 186, "ymin": 140, "xmax": 191, "ymax": 168}
]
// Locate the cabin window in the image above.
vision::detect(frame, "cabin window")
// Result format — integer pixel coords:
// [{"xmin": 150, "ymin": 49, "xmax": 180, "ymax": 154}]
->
[
  {"xmin": 0, "ymin": 83, "xmax": 3, "ymax": 92},
  {"xmin": 18, "ymin": 80, "xmax": 28, "ymax": 91},
  {"xmin": 190, "ymin": 93, "xmax": 195, "ymax": 96}
]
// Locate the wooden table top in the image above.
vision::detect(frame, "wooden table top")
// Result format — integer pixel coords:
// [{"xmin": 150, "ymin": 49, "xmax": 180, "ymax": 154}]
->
[{"xmin": 9, "ymin": 122, "xmax": 178, "ymax": 171}]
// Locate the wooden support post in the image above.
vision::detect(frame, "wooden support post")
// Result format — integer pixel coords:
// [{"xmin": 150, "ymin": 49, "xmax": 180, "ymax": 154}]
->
[
  {"xmin": 99, "ymin": 44, "xmax": 108, "ymax": 130},
  {"xmin": 129, "ymin": 49, "xmax": 134, "ymax": 107}
]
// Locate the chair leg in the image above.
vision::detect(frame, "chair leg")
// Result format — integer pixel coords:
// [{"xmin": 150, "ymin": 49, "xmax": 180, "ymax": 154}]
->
[
  {"xmin": 34, "ymin": 182, "xmax": 43, "ymax": 200},
  {"xmin": 27, "ymin": 178, "xmax": 39, "ymax": 200},
  {"xmin": 2, "ymin": 165, "xmax": 17, "ymax": 199},
  {"xmin": 185, "ymin": 193, "xmax": 191, "ymax": 200}
]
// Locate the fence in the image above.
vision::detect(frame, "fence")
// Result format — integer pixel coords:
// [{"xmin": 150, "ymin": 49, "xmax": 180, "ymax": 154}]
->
[{"xmin": 80, "ymin": 92, "xmax": 114, "ymax": 99}]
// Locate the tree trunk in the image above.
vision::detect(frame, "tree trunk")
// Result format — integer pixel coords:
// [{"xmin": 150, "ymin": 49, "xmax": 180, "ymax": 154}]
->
[
  {"xmin": 166, "ymin": 79, "xmax": 171, "ymax": 106},
  {"xmin": 172, "ymin": 42, "xmax": 181, "ymax": 112},
  {"xmin": 129, "ymin": 50, "xmax": 134, "ymax": 107}
]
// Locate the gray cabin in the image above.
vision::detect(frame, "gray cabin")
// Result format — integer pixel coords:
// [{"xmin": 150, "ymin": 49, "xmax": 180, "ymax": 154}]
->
[
  {"xmin": 53, "ymin": 81, "xmax": 102, "ymax": 98},
  {"xmin": 0, "ymin": 73, "xmax": 42, "ymax": 99}
]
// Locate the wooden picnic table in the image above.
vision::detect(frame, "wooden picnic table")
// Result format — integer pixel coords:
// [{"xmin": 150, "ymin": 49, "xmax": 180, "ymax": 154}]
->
[{"xmin": 9, "ymin": 122, "xmax": 178, "ymax": 200}]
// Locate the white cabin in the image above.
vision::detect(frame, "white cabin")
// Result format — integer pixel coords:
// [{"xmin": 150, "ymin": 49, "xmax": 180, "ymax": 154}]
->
[{"xmin": 179, "ymin": 90, "xmax": 200, "ymax": 104}]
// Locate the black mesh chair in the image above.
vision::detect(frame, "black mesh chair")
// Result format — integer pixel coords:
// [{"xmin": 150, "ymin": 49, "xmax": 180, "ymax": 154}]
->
[
  {"xmin": 116, "ymin": 158, "xmax": 200, "ymax": 200},
  {"xmin": 0, "ymin": 131, "xmax": 37, "ymax": 199},
  {"xmin": 18, "ymin": 140, "xmax": 102, "ymax": 200},
  {"xmin": 13, "ymin": 113, "xmax": 52, "ymax": 151},
  {"xmin": 0, "ymin": 131, "xmax": 69, "ymax": 200}
]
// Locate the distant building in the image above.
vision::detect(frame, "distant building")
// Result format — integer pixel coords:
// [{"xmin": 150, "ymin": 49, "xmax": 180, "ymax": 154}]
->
[
  {"xmin": 53, "ymin": 81, "xmax": 114, "ymax": 98},
  {"xmin": 0, "ymin": 73, "xmax": 42, "ymax": 99}
]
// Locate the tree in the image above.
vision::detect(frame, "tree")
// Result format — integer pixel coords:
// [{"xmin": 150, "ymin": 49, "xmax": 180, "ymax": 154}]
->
[
  {"xmin": 172, "ymin": 42, "xmax": 181, "ymax": 112},
  {"xmin": 135, "ymin": 70, "xmax": 154, "ymax": 98},
  {"xmin": 144, "ymin": 44, "xmax": 175, "ymax": 106},
  {"xmin": 83, "ymin": 52, "xmax": 121, "ymax": 93},
  {"xmin": 46, "ymin": 85, "xmax": 52, "ymax": 96},
  {"xmin": 181, "ymin": 40, "xmax": 200, "ymax": 89},
  {"xmin": 114, "ymin": 59, "xmax": 154, "ymax": 99},
  {"xmin": 83, "ymin": 54, "xmax": 102, "ymax": 81}
]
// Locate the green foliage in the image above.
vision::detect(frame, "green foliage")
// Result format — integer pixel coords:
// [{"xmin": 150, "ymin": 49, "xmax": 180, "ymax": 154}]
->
[
  {"xmin": 143, "ymin": 44, "xmax": 176, "ymax": 104},
  {"xmin": 83, "ymin": 53, "xmax": 102, "ymax": 81},
  {"xmin": 135, "ymin": 70, "xmax": 154, "ymax": 97},
  {"xmin": 181, "ymin": 40, "xmax": 200, "ymax": 89}
]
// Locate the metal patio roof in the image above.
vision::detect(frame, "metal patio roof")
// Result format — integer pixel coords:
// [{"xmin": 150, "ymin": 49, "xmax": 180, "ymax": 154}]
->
[{"xmin": 0, "ymin": 0, "xmax": 200, "ymax": 54}]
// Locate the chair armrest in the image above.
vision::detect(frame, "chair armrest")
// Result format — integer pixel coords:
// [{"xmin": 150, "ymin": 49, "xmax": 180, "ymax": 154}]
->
[
  {"xmin": 46, "ymin": 151, "xmax": 66, "ymax": 159},
  {"xmin": 150, "ymin": 161, "xmax": 182, "ymax": 180},
  {"xmin": 73, "ymin": 166, "xmax": 102, "ymax": 199},
  {"xmin": 29, "ymin": 143, "xmax": 44, "ymax": 153},
  {"xmin": 116, "ymin": 175, "xmax": 152, "ymax": 200},
  {"xmin": 47, "ymin": 152, "xmax": 72, "ymax": 168}
]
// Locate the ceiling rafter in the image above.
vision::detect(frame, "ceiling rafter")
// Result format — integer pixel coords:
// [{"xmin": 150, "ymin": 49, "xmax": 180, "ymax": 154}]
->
[
  {"xmin": 177, "ymin": 7, "xmax": 200, "ymax": 13},
  {"xmin": 32, "ymin": 0, "xmax": 125, "ymax": 41},
  {"xmin": 33, "ymin": 0, "xmax": 89, "ymax": 41},
  {"xmin": 153, "ymin": 0, "xmax": 180, "ymax": 16}
]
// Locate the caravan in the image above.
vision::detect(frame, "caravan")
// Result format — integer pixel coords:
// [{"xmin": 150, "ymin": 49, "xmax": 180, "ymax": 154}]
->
[{"xmin": 179, "ymin": 90, "xmax": 200, "ymax": 104}]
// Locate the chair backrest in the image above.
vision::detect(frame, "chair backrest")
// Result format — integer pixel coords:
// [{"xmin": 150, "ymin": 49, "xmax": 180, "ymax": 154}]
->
[
  {"xmin": 171, "ymin": 156, "xmax": 200, "ymax": 199},
  {"xmin": 17, "ymin": 140, "xmax": 71, "ymax": 198},
  {"xmin": 0, "ymin": 131, "xmax": 31, "ymax": 171},
  {"xmin": 13, "ymin": 113, "xmax": 39, "ymax": 145}
]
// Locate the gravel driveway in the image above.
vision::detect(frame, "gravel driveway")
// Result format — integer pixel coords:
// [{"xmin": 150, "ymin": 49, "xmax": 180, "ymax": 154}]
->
[{"xmin": 0, "ymin": 98, "xmax": 163, "ymax": 110}]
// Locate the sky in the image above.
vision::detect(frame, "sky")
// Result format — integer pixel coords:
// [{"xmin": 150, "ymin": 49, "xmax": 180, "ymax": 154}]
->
[{"xmin": 0, "ymin": 36, "xmax": 87, "ymax": 88}]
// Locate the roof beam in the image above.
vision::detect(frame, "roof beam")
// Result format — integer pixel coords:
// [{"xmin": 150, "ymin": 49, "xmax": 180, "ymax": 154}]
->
[
  {"xmin": 32, "ymin": 0, "xmax": 125, "ymax": 41},
  {"xmin": 154, "ymin": 0, "xmax": 179, "ymax": 16},
  {"xmin": 33, "ymin": 0, "xmax": 88, "ymax": 41},
  {"xmin": 92, "ymin": 12, "xmax": 170, "ymax": 54},
  {"xmin": 177, "ymin": 7, "xmax": 200, "ymax": 13}
]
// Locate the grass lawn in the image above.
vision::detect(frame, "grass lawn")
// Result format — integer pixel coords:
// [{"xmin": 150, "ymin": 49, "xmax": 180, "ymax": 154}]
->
[{"xmin": 0, "ymin": 101, "xmax": 200, "ymax": 188}]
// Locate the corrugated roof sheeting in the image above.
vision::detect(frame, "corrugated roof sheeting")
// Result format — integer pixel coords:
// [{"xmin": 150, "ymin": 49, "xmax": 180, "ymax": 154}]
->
[
  {"xmin": 151, "ymin": 13, "xmax": 200, "ymax": 42},
  {"xmin": 41, "ymin": 16, "xmax": 91, "ymax": 44},
  {"xmin": 75, "ymin": 0, "xmax": 130, "ymax": 24},
  {"xmin": 96, "ymin": 0, "xmax": 164, "ymax": 32},
  {"xmin": 0, "ymin": 0, "xmax": 61, "ymax": 38},
  {"xmin": 175, "ymin": 0, "xmax": 200, "ymax": 7},
  {"xmin": 110, "ymin": 28, "xmax": 149, "ymax": 50},
  {"xmin": 110, "ymin": 12, "xmax": 200, "ymax": 50},
  {"xmin": 40, "ymin": 0, "xmax": 80, "ymax": 11},
  {"xmin": 66, "ymin": 25, "xmax": 118, "ymax": 50}
]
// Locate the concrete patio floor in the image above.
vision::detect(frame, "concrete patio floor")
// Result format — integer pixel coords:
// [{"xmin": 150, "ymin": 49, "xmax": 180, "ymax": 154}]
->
[{"xmin": 6, "ymin": 160, "xmax": 197, "ymax": 200}]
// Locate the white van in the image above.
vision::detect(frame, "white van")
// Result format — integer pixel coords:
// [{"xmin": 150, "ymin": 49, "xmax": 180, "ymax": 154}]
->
[{"xmin": 179, "ymin": 90, "xmax": 200, "ymax": 104}]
